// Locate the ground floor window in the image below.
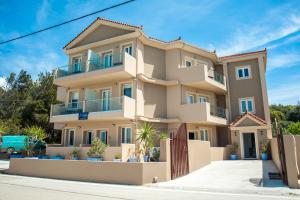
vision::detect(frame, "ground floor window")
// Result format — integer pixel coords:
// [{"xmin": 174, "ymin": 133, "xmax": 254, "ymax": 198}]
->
[
  {"xmin": 67, "ymin": 129, "xmax": 75, "ymax": 146},
  {"xmin": 200, "ymin": 129, "xmax": 209, "ymax": 141},
  {"xmin": 188, "ymin": 131, "xmax": 196, "ymax": 140},
  {"xmin": 83, "ymin": 130, "xmax": 93, "ymax": 145},
  {"xmin": 96, "ymin": 130, "xmax": 108, "ymax": 144},
  {"xmin": 121, "ymin": 127, "xmax": 132, "ymax": 143}
]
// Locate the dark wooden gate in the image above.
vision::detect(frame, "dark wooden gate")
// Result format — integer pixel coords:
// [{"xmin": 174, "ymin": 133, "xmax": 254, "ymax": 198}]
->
[
  {"xmin": 275, "ymin": 121, "xmax": 288, "ymax": 185},
  {"xmin": 170, "ymin": 123, "xmax": 189, "ymax": 179}
]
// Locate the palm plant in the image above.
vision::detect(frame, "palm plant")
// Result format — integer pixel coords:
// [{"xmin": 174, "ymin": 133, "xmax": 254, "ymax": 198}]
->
[{"xmin": 136, "ymin": 122, "xmax": 156, "ymax": 162}]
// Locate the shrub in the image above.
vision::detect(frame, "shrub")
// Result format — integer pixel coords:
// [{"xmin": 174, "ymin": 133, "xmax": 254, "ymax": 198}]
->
[
  {"xmin": 87, "ymin": 137, "xmax": 107, "ymax": 158},
  {"xmin": 114, "ymin": 153, "xmax": 121, "ymax": 159},
  {"xmin": 230, "ymin": 142, "xmax": 238, "ymax": 155},
  {"xmin": 23, "ymin": 126, "xmax": 46, "ymax": 142}
]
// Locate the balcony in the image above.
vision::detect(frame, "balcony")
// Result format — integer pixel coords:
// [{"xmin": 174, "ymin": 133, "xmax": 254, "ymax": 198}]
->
[
  {"xmin": 179, "ymin": 60, "xmax": 226, "ymax": 94},
  {"xmin": 53, "ymin": 52, "xmax": 136, "ymax": 87},
  {"xmin": 50, "ymin": 96, "xmax": 135, "ymax": 123},
  {"xmin": 175, "ymin": 102, "xmax": 227, "ymax": 125}
]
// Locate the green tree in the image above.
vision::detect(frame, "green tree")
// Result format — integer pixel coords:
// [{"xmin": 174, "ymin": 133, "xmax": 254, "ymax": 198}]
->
[
  {"xmin": 137, "ymin": 122, "xmax": 156, "ymax": 161},
  {"xmin": 287, "ymin": 122, "xmax": 300, "ymax": 135}
]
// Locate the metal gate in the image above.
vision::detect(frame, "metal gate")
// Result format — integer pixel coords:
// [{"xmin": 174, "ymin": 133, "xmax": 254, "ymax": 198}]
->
[
  {"xmin": 170, "ymin": 123, "xmax": 189, "ymax": 179},
  {"xmin": 275, "ymin": 121, "xmax": 288, "ymax": 185}
]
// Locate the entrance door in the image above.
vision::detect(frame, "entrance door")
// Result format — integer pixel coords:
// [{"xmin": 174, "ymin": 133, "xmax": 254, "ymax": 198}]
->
[
  {"xmin": 243, "ymin": 133, "xmax": 256, "ymax": 159},
  {"xmin": 101, "ymin": 89, "xmax": 111, "ymax": 111}
]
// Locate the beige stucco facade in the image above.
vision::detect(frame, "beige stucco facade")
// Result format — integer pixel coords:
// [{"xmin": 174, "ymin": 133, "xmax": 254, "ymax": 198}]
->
[{"xmin": 49, "ymin": 18, "xmax": 271, "ymax": 161}]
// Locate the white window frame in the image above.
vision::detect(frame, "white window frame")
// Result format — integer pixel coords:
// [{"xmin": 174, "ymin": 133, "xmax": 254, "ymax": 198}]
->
[
  {"xmin": 119, "ymin": 81, "xmax": 133, "ymax": 98},
  {"xmin": 67, "ymin": 128, "xmax": 76, "ymax": 146},
  {"xmin": 198, "ymin": 95, "xmax": 209, "ymax": 103},
  {"xmin": 120, "ymin": 42, "xmax": 134, "ymax": 56},
  {"xmin": 121, "ymin": 127, "xmax": 132, "ymax": 144},
  {"xmin": 184, "ymin": 57, "xmax": 193, "ymax": 68},
  {"xmin": 235, "ymin": 65, "xmax": 252, "ymax": 80},
  {"xmin": 199, "ymin": 129, "xmax": 209, "ymax": 141},
  {"xmin": 186, "ymin": 93, "xmax": 195, "ymax": 104},
  {"xmin": 239, "ymin": 97, "xmax": 255, "ymax": 114},
  {"xmin": 96, "ymin": 129, "xmax": 109, "ymax": 145}
]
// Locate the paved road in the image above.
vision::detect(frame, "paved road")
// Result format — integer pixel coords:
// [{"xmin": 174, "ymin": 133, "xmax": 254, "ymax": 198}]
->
[{"xmin": 0, "ymin": 172, "xmax": 299, "ymax": 200}]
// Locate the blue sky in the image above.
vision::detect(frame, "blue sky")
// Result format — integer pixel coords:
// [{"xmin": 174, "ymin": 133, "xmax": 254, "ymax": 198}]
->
[{"xmin": 0, "ymin": 0, "xmax": 300, "ymax": 105}]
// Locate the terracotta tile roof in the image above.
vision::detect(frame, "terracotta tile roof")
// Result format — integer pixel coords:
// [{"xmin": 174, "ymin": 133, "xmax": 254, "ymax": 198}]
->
[
  {"xmin": 220, "ymin": 49, "xmax": 267, "ymax": 60},
  {"xmin": 63, "ymin": 17, "xmax": 142, "ymax": 49},
  {"xmin": 230, "ymin": 112, "xmax": 267, "ymax": 127}
]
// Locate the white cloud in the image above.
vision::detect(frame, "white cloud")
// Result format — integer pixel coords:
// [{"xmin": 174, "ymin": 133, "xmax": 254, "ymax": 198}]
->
[
  {"xmin": 0, "ymin": 76, "xmax": 6, "ymax": 88},
  {"xmin": 217, "ymin": 9, "xmax": 300, "ymax": 56},
  {"xmin": 268, "ymin": 52, "xmax": 300, "ymax": 71},
  {"xmin": 36, "ymin": 0, "xmax": 50, "ymax": 26},
  {"xmin": 269, "ymin": 84, "xmax": 300, "ymax": 105}
]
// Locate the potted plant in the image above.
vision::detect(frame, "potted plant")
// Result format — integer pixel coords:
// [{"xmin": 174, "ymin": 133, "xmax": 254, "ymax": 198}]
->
[
  {"xmin": 70, "ymin": 148, "xmax": 80, "ymax": 160},
  {"xmin": 151, "ymin": 148, "xmax": 160, "ymax": 162},
  {"xmin": 24, "ymin": 137, "xmax": 38, "ymax": 159},
  {"xmin": 137, "ymin": 122, "xmax": 156, "ymax": 162},
  {"xmin": 87, "ymin": 137, "xmax": 107, "ymax": 161},
  {"xmin": 261, "ymin": 141, "xmax": 269, "ymax": 160},
  {"xmin": 113, "ymin": 153, "xmax": 122, "ymax": 162},
  {"xmin": 230, "ymin": 142, "xmax": 238, "ymax": 160}
]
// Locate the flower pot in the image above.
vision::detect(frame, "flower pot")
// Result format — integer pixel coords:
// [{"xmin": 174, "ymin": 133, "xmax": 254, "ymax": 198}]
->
[
  {"xmin": 10, "ymin": 154, "xmax": 24, "ymax": 159},
  {"xmin": 87, "ymin": 157, "xmax": 103, "ymax": 162},
  {"xmin": 71, "ymin": 156, "xmax": 79, "ymax": 160},
  {"xmin": 38, "ymin": 155, "xmax": 49, "ymax": 159},
  {"xmin": 113, "ymin": 158, "xmax": 121, "ymax": 162},
  {"xmin": 230, "ymin": 154, "xmax": 238, "ymax": 160},
  {"xmin": 261, "ymin": 153, "xmax": 268, "ymax": 160},
  {"xmin": 143, "ymin": 155, "xmax": 149, "ymax": 162},
  {"xmin": 51, "ymin": 156, "xmax": 65, "ymax": 160}
]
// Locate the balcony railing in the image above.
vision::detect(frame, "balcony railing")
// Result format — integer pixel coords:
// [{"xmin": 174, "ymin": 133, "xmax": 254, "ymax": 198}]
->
[
  {"xmin": 51, "ymin": 97, "xmax": 126, "ymax": 116},
  {"xmin": 209, "ymin": 70, "xmax": 225, "ymax": 84},
  {"xmin": 52, "ymin": 102, "xmax": 84, "ymax": 115},
  {"xmin": 54, "ymin": 53, "xmax": 126, "ymax": 78},
  {"xmin": 85, "ymin": 97, "xmax": 123, "ymax": 112},
  {"xmin": 210, "ymin": 105, "xmax": 226, "ymax": 118}
]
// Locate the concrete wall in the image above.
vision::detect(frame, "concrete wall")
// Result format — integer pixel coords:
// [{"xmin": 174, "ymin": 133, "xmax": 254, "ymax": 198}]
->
[
  {"xmin": 295, "ymin": 136, "xmax": 300, "ymax": 171},
  {"xmin": 144, "ymin": 83, "xmax": 167, "ymax": 118},
  {"xmin": 270, "ymin": 138, "xmax": 281, "ymax": 172},
  {"xmin": 7, "ymin": 159, "xmax": 168, "ymax": 185},
  {"xmin": 188, "ymin": 140, "xmax": 211, "ymax": 172},
  {"xmin": 211, "ymin": 147, "xmax": 229, "ymax": 161},
  {"xmin": 283, "ymin": 135, "xmax": 299, "ymax": 188},
  {"xmin": 271, "ymin": 135, "xmax": 299, "ymax": 189},
  {"xmin": 226, "ymin": 59, "xmax": 265, "ymax": 122},
  {"xmin": 46, "ymin": 144, "xmax": 135, "ymax": 162},
  {"xmin": 143, "ymin": 45, "xmax": 166, "ymax": 79}
]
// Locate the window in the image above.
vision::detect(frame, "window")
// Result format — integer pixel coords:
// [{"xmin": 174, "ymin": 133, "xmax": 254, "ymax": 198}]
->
[
  {"xmin": 83, "ymin": 131, "xmax": 93, "ymax": 145},
  {"xmin": 239, "ymin": 97, "xmax": 255, "ymax": 113},
  {"xmin": 236, "ymin": 66, "xmax": 251, "ymax": 80},
  {"xmin": 185, "ymin": 60, "xmax": 192, "ymax": 68},
  {"xmin": 70, "ymin": 91, "xmax": 79, "ymax": 109},
  {"xmin": 97, "ymin": 130, "xmax": 108, "ymax": 144},
  {"xmin": 103, "ymin": 52, "xmax": 112, "ymax": 68},
  {"xmin": 101, "ymin": 89, "xmax": 111, "ymax": 111},
  {"xmin": 121, "ymin": 127, "xmax": 132, "ymax": 143},
  {"xmin": 188, "ymin": 131, "xmax": 196, "ymax": 140},
  {"xmin": 121, "ymin": 83, "xmax": 132, "ymax": 98},
  {"xmin": 186, "ymin": 94, "xmax": 195, "ymax": 104},
  {"xmin": 67, "ymin": 129, "xmax": 75, "ymax": 146},
  {"xmin": 198, "ymin": 96, "xmax": 208, "ymax": 103},
  {"xmin": 200, "ymin": 129, "xmax": 209, "ymax": 141},
  {"xmin": 123, "ymin": 44, "xmax": 133, "ymax": 55},
  {"xmin": 72, "ymin": 56, "xmax": 82, "ymax": 73}
]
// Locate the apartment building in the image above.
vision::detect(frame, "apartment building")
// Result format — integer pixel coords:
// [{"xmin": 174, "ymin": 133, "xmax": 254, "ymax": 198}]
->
[{"xmin": 50, "ymin": 18, "xmax": 271, "ymax": 159}]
